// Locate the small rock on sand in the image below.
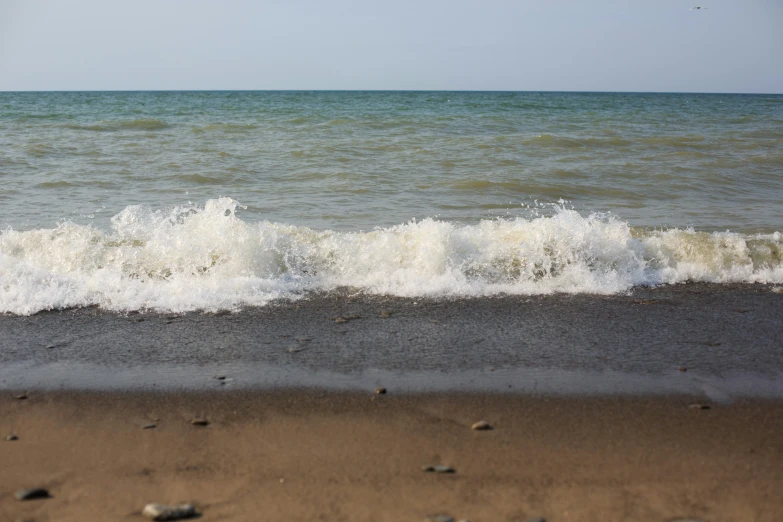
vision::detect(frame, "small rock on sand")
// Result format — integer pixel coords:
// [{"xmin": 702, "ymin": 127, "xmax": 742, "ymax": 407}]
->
[
  {"xmin": 142, "ymin": 424, "xmax": 157, "ymax": 430},
  {"xmin": 422, "ymin": 465, "xmax": 455, "ymax": 473},
  {"xmin": 14, "ymin": 488, "xmax": 49, "ymax": 501},
  {"xmin": 190, "ymin": 418, "xmax": 210, "ymax": 426},
  {"xmin": 688, "ymin": 404, "xmax": 711, "ymax": 410},
  {"xmin": 471, "ymin": 420, "xmax": 492, "ymax": 430},
  {"xmin": 679, "ymin": 366, "xmax": 687, "ymax": 372},
  {"xmin": 6, "ymin": 434, "xmax": 19, "ymax": 441},
  {"xmin": 526, "ymin": 518, "xmax": 547, "ymax": 522},
  {"xmin": 13, "ymin": 393, "xmax": 28, "ymax": 400},
  {"xmin": 375, "ymin": 387, "xmax": 387, "ymax": 395},
  {"xmin": 142, "ymin": 503, "xmax": 197, "ymax": 521}
]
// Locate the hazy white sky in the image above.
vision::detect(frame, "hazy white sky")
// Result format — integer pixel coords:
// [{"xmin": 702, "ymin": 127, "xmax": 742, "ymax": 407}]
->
[{"xmin": 0, "ymin": 0, "xmax": 781, "ymax": 92}]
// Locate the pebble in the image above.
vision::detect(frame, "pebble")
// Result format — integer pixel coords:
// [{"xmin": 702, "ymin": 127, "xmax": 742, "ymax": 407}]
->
[
  {"xmin": 375, "ymin": 387, "xmax": 387, "ymax": 395},
  {"xmin": 679, "ymin": 366, "xmax": 687, "ymax": 372},
  {"xmin": 688, "ymin": 404, "xmax": 711, "ymax": 410},
  {"xmin": 471, "ymin": 420, "xmax": 492, "ymax": 430},
  {"xmin": 422, "ymin": 465, "xmax": 455, "ymax": 473},
  {"xmin": 190, "ymin": 418, "xmax": 210, "ymax": 426},
  {"xmin": 213, "ymin": 375, "xmax": 226, "ymax": 380},
  {"xmin": 426, "ymin": 515, "xmax": 454, "ymax": 522},
  {"xmin": 526, "ymin": 518, "xmax": 547, "ymax": 522},
  {"xmin": 45, "ymin": 344, "xmax": 56, "ymax": 349},
  {"xmin": 13, "ymin": 393, "xmax": 28, "ymax": 400},
  {"xmin": 14, "ymin": 488, "xmax": 50, "ymax": 501},
  {"xmin": 142, "ymin": 424, "xmax": 157, "ymax": 430},
  {"xmin": 379, "ymin": 310, "xmax": 393, "ymax": 317},
  {"xmin": 142, "ymin": 503, "xmax": 197, "ymax": 521},
  {"xmin": 6, "ymin": 434, "xmax": 19, "ymax": 441}
]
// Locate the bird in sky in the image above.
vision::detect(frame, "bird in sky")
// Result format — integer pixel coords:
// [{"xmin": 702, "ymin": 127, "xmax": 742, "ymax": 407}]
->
[{"xmin": 690, "ymin": 6, "xmax": 707, "ymax": 9}]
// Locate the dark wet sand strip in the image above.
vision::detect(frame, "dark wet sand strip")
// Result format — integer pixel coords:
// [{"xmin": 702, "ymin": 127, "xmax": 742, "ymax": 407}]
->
[{"xmin": 1, "ymin": 283, "xmax": 782, "ymax": 394}]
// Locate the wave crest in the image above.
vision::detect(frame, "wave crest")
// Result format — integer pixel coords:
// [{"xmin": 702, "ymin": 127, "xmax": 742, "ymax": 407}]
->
[{"xmin": 1, "ymin": 198, "xmax": 781, "ymax": 314}]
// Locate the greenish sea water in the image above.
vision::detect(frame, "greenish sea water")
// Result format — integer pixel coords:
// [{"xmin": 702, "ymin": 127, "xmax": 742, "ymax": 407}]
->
[{"xmin": 0, "ymin": 91, "xmax": 781, "ymax": 314}]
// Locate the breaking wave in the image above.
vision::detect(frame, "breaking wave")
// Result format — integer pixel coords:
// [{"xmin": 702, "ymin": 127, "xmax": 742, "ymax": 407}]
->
[{"xmin": 1, "ymin": 198, "xmax": 781, "ymax": 315}]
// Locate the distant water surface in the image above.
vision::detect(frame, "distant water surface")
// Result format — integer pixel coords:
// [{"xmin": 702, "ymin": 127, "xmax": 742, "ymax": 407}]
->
[{"xmin": 0, "ymin": 91, "xmax": 781, "ymax": 314}]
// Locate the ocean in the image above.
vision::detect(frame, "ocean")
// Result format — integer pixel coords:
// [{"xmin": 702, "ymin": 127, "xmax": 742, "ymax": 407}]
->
[{"xmin": 1, "ymin": 91, "xmax": 781, "ymax": 315}]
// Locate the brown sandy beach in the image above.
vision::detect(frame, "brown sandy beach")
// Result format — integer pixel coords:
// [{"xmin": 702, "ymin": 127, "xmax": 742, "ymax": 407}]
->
[{"xmin": 1, "ymin": 391, "xmax": 782, "ymax": 522}]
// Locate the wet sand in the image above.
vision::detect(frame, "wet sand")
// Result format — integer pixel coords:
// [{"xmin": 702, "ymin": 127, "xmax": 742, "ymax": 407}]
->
[
  {"xmin": 1, "ymin": 390, "xmax": 782, "ymax": 522},
  {"xmin": 1, "ymin": 283, "xmax": 782, "ymax": 395}
]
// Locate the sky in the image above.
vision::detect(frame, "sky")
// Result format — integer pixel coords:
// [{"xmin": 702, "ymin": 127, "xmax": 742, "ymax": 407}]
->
[{"xmin": 0, "ymin": 0, "xmax": 781, "ymax": 93}]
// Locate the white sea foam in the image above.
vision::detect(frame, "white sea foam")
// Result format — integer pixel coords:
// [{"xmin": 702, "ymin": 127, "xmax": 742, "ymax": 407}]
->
[{"xmin": 1, "ymin": 198, "xmax": 781, "ymax": 315}]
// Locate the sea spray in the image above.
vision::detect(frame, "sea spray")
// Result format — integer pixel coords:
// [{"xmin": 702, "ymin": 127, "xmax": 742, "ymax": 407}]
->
[{"xmin": 1, "ymin": 198, "xmax": 781, "ymax": 315}]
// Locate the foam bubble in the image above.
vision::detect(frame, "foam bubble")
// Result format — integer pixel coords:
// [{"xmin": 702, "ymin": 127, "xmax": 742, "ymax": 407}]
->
[{"xmin": 1, "ymin": 198, "xmax": 781, "ymax": 315}]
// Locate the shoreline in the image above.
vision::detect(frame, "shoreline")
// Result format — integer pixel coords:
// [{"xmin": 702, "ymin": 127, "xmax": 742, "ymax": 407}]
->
[
  {"xmin": 2, "ymin": 361, "xmax": 781, "ymax": 400},
  {"xmin": 1, "ymin": 283, "xmax": 781, "ymax": 398},
  {"xmin": 2, "ymin": 389, "xmax": 782, "ymax": 522}
]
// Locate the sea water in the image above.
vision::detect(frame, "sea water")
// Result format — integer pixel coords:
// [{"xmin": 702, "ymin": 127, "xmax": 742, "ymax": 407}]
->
[{"xmin": 1, "ymin": 91, "xmax": 781, "ymax": 314}]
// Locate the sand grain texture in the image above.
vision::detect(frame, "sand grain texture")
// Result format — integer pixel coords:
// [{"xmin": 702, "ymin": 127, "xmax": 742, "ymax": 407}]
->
[{"xmin": 1, "ymin": 391, "xmax": 782, "ymax": 522}]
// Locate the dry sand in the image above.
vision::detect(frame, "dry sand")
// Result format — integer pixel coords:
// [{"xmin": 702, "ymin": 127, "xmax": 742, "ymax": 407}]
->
[{"xmin": 2, "ymin": 390, "xmax": 782, "ymax": 522}]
